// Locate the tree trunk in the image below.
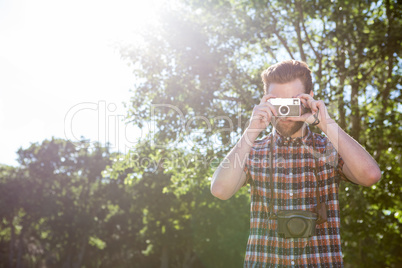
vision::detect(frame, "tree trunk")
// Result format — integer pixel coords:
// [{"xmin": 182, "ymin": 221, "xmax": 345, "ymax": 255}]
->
[
  {"xmin": 74, "ymin": 237, "xmax": 87, "ymax": 268},
  {"xmin": 62, "ymin": 251, "xmax": 72, "ymax": 268},
  {"xmin": 16, "ymin": 225, "xmax": 26, "ymax": 268},
  {"xmin": 160, "ymin": 244, "xmax": 169, "ymax": 268},
  {"xmin": 294, "ymin": 1, "xmax": 306, "ymax": 62},
  {"xmin": 337, "ymin": 76, "xmax": 347, "ymax": 130},
  {"xmin": 182, "ymin": 247, "xmax": 197, "ymax": 268},
  {"xmin": 350, "ymin": 83, "xmax": 361, "ymax": 139},
  {"xmin": 9, "ymin": 217, "xmax": 15, "ymax": 268},
  {"xmin": 375, "ymin": 0, "xmax": 395, "ymax": 162}
]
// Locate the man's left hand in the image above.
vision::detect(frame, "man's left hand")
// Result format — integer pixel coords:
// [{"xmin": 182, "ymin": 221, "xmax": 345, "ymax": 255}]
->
[{"xmin": 287, "ymin": 94, "xmax": 332, "ymax": 129}]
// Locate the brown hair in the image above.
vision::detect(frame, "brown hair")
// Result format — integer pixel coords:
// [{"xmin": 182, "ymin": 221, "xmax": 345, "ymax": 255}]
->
[{"xmin": 261, "ymin": 60, "xmax": 313, "ymax": 94}]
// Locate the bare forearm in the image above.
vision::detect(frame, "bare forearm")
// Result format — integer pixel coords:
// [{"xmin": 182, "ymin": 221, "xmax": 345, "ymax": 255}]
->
[
  {"xmin": 211, "ymin": 129, "xmax": 259, "ymax": 200},
  {"xmin": 320, "ymin": 120, "xmax": 381, "ymax": 186},
  {"xmin": 211, "ymin": 93, "xmax": 277, "ymax": 199}
]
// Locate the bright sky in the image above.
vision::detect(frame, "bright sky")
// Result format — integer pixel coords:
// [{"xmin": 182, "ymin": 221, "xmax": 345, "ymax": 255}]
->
[{"xmin": 0, "ymin": 0, "xmax": 160, "ymax": 166}]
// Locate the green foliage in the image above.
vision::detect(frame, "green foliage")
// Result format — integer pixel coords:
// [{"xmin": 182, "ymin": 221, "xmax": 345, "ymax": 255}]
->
[
  {"xmin": 104, "ymin": 142, "xmax": 250, "ymax": 267},
  {"xmin": 1, "ymin": 0, "xmax": 401, "ymax": 267},
  {"xmin": 0, "ymin": 138, "xmax": 250, "ymax": 267},
  {"xmin": 120, "ymin": 0, "xmax": 402, "ymax": 266}
]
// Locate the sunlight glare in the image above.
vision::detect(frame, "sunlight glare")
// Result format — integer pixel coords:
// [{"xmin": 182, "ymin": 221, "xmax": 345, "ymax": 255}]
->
[{"xmin": 0, "ymin": 0, "xmax": 164, "ymax": 165}]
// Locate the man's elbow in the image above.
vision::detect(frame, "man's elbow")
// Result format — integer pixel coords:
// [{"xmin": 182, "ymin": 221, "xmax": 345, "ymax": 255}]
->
[
  {"xmin": 361, "ymin": 166, "xmax": 382, "ymax": 187},
  {"xmin": 210, "ymin": 183, "xmax": 232, "ymax": 200}
]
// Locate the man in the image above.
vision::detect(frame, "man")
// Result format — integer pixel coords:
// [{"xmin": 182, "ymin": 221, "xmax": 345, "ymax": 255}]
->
[{"xmin": 210, "ymin": 60, "xmax": 381, "ymax": 267}]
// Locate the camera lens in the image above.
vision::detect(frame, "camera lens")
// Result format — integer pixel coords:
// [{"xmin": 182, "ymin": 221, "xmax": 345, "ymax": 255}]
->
[{"xmin": 279, "ymin": 105, "xmax": 290, "ymax": 116}]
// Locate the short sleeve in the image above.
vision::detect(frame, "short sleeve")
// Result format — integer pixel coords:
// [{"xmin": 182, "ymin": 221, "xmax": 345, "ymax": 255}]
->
[
  {"xmin": 337, "ymin": 154, "xmax": 347, "ymax": 181},
  {"xmin": 243, "ymin": 165, "xmax": 251, "ymax": 186},
  {"xmin": 243, "ymin": 151, "xmax": 253, "ymax": 186},
  {"xmin": 338, "ymin": 154, "xmax": 357, "ymax": 184}
]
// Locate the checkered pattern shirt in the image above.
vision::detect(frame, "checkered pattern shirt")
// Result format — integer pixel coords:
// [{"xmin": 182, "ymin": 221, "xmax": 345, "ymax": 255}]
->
[{"xmin": 243, "ymin": 127, "xmax": 349, "ymax": 268}]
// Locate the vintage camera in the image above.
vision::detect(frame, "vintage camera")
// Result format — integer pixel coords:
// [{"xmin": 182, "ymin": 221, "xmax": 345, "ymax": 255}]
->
[
  {"xmin": 276, "ymin": 210, "xmax": 318, "ymax": 238},
  {"xmin": 268, "ymin": 98, "xmax": 301, "ymax": 117}
]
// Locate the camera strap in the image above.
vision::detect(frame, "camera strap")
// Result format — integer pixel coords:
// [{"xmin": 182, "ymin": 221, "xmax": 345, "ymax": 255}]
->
[{"xmin": 268, "ymin": 131, "xmax": 327, "ymax": 224}]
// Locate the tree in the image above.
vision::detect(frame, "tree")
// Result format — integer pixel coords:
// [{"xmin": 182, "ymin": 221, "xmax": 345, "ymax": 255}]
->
[
  {"xmin": 0, "ymin": 164, "xmax": 27, "ymax": 268},
  {"xmin": 120, "ymin": 0, "xmax": 402, "ymax": 266},
  {"xmin": 106, "ymin": 142, "xmax": 250, "ymax": 267},
  {"xmin": 0, "ymin": 138, "xmax": 120, "ymax": 267}
]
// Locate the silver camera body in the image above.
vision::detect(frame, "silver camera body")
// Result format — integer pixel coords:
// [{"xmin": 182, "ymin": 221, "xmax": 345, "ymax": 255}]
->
[{"xmin": 269, "ymin": 98, "xmax": 301, "ymax": 117}]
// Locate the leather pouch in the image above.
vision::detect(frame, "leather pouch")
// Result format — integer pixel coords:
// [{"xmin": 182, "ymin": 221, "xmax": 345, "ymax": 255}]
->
[
  {"xmin": 277, "ymin": 210, "xmax": 318, "ymax": 238},
  {"xmin": 315, "ymin": 203, "xmax": 327, "ymax": 225}
]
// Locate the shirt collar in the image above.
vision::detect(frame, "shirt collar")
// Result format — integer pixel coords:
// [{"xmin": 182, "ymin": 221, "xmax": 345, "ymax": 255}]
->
[{"xmin": 273, "ymin": 126, "xmax": 314, "ymax": 147}]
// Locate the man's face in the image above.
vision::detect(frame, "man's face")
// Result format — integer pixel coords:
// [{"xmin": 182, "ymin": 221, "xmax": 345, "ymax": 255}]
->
[{"xmin": 268, "ymin": 79, "xmax": 312, "ymax": 137}]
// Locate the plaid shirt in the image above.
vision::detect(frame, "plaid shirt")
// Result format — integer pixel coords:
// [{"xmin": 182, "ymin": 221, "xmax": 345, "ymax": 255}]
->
[{"xmin": 243, "ymin": 127, "xmax": 349, "ymax": 268}]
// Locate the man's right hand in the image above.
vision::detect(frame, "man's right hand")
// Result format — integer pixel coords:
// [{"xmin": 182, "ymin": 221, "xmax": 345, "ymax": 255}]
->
[
  {"xmin": 248, "ymin": 94, "xmax": 277, "ymax": 133},
  {"xmin": 211, "ymin": 94, "xmax": 277, "ymax": 200}
]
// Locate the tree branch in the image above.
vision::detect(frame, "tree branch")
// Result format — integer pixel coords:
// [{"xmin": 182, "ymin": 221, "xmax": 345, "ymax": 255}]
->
[
  {"xmin": 268, "ymin": 11, "xmax": 295, "ymax": 59},
  {"xmin": 273, "ymin": 30, "xmax": 295, "ymax": 59},
  {"xmin": 299, "ymin": 3, "xmax": 320, "ymax": 60},
  {"xmin": 294, "ymin": 1, "xmax": 306, "ymax": 62}
]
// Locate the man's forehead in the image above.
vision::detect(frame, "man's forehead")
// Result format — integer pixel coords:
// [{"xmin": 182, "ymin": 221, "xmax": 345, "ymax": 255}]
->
[{"xmin": 268, "ymin": 79, "xmax": 305, "ymax": 96}]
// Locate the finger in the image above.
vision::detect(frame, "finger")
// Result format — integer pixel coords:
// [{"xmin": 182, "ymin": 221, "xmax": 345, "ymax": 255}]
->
[
  {"xmin": 286, "ymin": 116, "xmax": 305, "ymax": 122},
  {"xmin": 295, "ymin": 93, "xmax": 313, "ymax": 101},
  {"xmin": 308, "ymin": 101, "xmax": 316, "ymax": 112},
  {"xmin": 260, "ymin": 102, "xmax": 278, "ymax": 117},
  {"xmin": 295, "ymin": 94, "xmax": 316, "ymax": 110},
  {"xmin": 316, "ymin": 100, "xmax": 325, "ymax": 109},
  {"xmin": 264, "ymin": 108, "xmax": 273, "ymax": 121},
  {"xmin": 259, "ymin": 94, "xmax": 277, "ymax": 105},
  {"xmin": 289, "ymin": 113, "xmax": 318, "ymax": 126},
  {"xmin": 254, "ymin": 109, "xmax": 271, "ymax": 122},
  {"xmin": 299, "ymin": 98, "xmax": 308, "ymax": 108},
  {"xmin": 310, "ymin": 100, "xmax": 322, "ymax": 113}
]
